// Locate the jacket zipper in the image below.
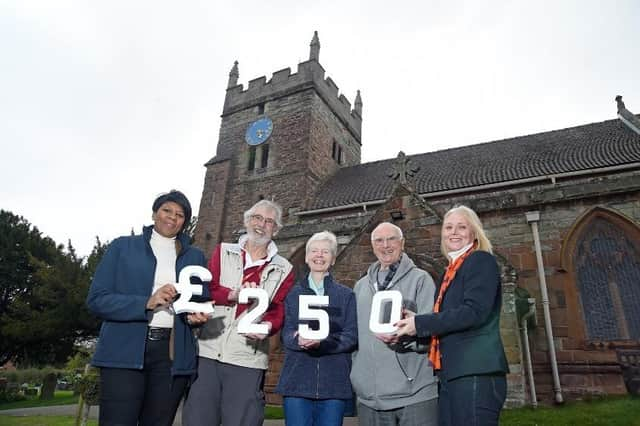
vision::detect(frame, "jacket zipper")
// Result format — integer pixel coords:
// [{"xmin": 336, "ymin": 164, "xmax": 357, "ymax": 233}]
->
[{"xmin": 316, "ymin": 359, "xmax": 320, "ymax": 399}]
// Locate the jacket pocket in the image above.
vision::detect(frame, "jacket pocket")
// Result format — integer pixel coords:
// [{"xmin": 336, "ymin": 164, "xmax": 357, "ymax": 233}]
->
[{"xmin": 349, "ymin": 354, "xmax": 374, "ymax": 399}]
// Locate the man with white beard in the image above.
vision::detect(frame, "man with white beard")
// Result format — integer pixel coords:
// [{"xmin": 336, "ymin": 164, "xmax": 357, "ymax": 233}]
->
[{"xmin": 183, "ymin": 200, "xmax": 294, "ymax": 426}]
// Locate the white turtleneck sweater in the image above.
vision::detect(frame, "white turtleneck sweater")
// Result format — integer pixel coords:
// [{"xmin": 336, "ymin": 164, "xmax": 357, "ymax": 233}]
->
[
  {"xmin": 448, "ymin": 242, "xmax": 474, "ymax": 262},
  {"xmin": 149, "ymin": 228, "xmax": 177, "ymax": 328}
]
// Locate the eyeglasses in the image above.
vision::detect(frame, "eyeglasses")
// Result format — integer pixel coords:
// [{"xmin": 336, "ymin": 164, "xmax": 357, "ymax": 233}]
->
[
  {"xmin": 372, "ymin": 235, "xmax": 402, "ymax": 246},
  {"xmin": 250, "ymin": 214, "xmax": 277, "ymax": 227}
]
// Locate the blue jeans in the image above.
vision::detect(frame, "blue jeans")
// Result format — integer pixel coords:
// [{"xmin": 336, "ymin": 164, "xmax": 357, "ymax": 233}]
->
[
  {"xmin": 438, "ymin": 374, "xmax": 506, "ymax": 426},
  {"xmin": 283, "ymin": 397, "xmax": 346, "ymax": 426}
]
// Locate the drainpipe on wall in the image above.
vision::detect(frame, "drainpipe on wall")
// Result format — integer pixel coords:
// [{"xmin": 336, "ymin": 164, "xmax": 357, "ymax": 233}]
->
[
  {"xmin": 525, "ymin": 211, "xmax": 564, "ymax": 404},
  {"xmin": 521, "ymin": 298, "xmax": 538, "ymax": 408}
]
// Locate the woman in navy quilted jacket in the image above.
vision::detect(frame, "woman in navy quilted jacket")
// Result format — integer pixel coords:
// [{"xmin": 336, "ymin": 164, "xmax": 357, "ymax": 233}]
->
[
  {"xmin": 276, "ymin": 231, "xmax": 358, "ymax": 426},
  {"xmin": 87, "ymin": 190, "xmax": 210, "ymax": 426}
]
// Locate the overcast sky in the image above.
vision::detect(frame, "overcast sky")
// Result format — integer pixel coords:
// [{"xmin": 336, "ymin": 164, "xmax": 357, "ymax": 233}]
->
[{"xmin": 2, "ymin": 1, "xmax": 639, "ymax": 256}]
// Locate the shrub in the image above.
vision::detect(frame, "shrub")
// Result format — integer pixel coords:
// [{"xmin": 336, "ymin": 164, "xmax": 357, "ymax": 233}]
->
[
  {"xmin": 0, "ymin": 367, "xmax": 64, "ymax": 387},
  {"xmin": 77, "ymin": 371, "xmax": 100, "ymax": 406},
  {"xmin": 0, "ymin": 386, "xmax": 26, "ymax": 403}
]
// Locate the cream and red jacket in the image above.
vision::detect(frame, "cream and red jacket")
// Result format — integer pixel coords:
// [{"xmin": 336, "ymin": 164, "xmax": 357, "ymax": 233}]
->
[{"xmin": 197, "ymin": 241, "xmax": 294, "ymax": 370}]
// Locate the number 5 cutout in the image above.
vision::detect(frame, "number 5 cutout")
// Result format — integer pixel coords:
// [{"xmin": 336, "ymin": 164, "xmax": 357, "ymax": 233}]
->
[{"xmin": 298, "ymin": 295, "xmax": 329, "ymax": 340}]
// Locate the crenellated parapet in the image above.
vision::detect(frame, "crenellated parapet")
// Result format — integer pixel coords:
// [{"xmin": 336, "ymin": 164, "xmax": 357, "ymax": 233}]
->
[{"xmin": 223, "ymin": 33, "xmax": 362, "ymax": 142}]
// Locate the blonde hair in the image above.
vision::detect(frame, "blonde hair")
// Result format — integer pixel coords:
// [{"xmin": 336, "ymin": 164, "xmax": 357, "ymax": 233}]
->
[{"xmin": 441, "ymin": 205, "xmax": 493, "ymax": 258}]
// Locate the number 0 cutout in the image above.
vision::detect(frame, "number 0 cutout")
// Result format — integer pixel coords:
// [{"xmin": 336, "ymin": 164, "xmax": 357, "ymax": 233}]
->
[
  {"xmin": 173, "ymin": 265, "xmax": 214, "ymax": 315},
  {"xmin": 298, "ymin": 295, "xmax": 329, "ymax": 340},
  {"xmin": 369, "ymin": 290, "xmax": 402, "ymax": 334},
  {"xmin": 237, "ymin": 288, "xmax": 269, "ymax": 334}
]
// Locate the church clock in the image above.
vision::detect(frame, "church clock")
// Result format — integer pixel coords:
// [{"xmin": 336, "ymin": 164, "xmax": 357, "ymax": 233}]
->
[{"xmin": 245, "ymin": 117, "xmax": 273, "ymax": 146}]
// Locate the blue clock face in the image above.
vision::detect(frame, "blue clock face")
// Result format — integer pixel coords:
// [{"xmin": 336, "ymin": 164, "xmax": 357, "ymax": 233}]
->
[{"xmin": 245, "ymin": 117, "xmax": 273, "ymax": 146}]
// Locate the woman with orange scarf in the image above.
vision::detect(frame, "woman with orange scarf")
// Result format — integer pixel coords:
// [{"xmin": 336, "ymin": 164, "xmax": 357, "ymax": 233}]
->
[{"xmin": 394, "ymin": 205, "xmax": 508, "ymax": 426}]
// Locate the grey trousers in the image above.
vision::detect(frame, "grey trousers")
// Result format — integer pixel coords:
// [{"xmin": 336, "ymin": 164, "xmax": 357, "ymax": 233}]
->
[
  {"xmin": 182, "ymin": 357, "xmax": 265, "ymax": 426},
  {"xmin": 357, "ymin": 399, "xmax": 438, "ymax": 426}
]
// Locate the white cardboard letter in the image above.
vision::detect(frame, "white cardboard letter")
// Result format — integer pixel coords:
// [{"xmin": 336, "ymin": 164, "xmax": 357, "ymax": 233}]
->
[
  {"xmin": 369, "ymin": 290, "xmax": 402, "ymax": 334},
  {"xmin": 298, "ymin": 295, "xmax": 329, "ymax": 340},
  {"xmin": 237, "ymin": 288, "xmax": 270, "ymax": 334},
  {"xmin": 173, "ymin": 265, "xmax": 214, "ymax": 315}
]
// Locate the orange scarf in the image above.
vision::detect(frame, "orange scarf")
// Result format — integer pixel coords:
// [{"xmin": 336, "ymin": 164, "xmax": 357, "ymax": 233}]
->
[{"xmin": 428, "ymin": 242, "xmax": 476, "ymax": 370}]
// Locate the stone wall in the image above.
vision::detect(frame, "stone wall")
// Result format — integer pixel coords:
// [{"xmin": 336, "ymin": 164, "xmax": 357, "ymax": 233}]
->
[
  {"xmin": 268, "ymin": 184, "xmax": 527, "ymax": 406},
  {"xmin": 196, "ymin": 83, "xmax": 363, "ymax": 249}
]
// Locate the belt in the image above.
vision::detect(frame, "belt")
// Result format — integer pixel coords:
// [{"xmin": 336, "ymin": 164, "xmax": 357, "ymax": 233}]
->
[{"xmin": 147, "ymin": 327, "xmax": 171, "ymax": 341}]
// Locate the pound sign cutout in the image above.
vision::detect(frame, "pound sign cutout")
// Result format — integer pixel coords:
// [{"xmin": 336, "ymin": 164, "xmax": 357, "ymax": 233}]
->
[{"xmin": 173, "ymin": 265, "xmax": 214, "ymax": 315}]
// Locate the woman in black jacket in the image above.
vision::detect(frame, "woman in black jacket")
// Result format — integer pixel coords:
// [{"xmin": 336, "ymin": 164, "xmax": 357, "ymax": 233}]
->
[
  {"xmin": 276, "ymin": 231, "xmax": 358, "ymax": 426},
  {"xmin": 394, "ymin": 205, "xmax": 509, "ymax": 426}
]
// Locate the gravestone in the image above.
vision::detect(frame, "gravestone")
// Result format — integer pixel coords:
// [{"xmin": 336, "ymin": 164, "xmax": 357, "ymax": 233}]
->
[
  {"xmin": 40, "ymin": 372, "xmax": 57, "ymax": 400},
  {"xmin": 616, "ymin": 349, "xmax": 640, "ymax": 395}
]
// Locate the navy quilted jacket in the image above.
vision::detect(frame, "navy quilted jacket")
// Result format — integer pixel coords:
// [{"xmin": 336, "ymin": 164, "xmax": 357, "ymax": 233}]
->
[
  {"xmin": 276, "ymin": 274, "xmax": 357, "ymax": 399},
  {"xmin": 87, "ymin": 226, "xmax": 208, "ymax": 377}
]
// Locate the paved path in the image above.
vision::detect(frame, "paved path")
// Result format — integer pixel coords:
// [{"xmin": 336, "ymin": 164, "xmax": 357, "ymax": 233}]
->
[{"xmin": 0, "ymin": 404, "xmax": 359, "ymax": 425}]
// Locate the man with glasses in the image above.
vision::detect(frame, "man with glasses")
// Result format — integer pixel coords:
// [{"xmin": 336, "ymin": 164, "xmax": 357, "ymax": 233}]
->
[
  {"xmin": 350, "ymin": 222, "xmax": 439, "ymax": 425},
  {"xmin": 183, "ymin": 200, "xmax": 294, "ymax": 426}
]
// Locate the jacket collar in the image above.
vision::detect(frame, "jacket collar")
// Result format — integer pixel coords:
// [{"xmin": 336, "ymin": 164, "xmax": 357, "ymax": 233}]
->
[
  {"xmin": 300, "ymin": 272, "xmax": 335, "ymax": 291},
  {"xmin": 142, "ymin": 225, "xmax": 191, "ymax": 255},
  {"xmin": 366, "ymin": 252, "xmax": 415, "ymax": 289}
]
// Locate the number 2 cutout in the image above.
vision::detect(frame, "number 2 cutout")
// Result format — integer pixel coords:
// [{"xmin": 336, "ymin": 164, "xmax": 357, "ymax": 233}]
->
[{"xmin": 237, "ymin": 288, "xmax": 269, "ymax": 334}]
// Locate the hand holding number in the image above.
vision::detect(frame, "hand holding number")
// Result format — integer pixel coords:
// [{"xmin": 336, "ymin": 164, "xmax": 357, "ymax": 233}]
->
[
  {"xmin": 394, "ymin": 315, "xmax": 417, "ymax": 338},
  {"xmin": 186, "ymin": 311, "xmax": 211, "ymax": 326},
  {"xmin": 375, "ymin": 332, "xmax": 398, "ymax": 344},
  {"xmin": 147, "ymin": 284, "xmax": 176, "ymax": 310},
  {"xmin": 227, "ymin": 288, "xmax": 240, "ymax": 303},
  {"xmin": 297, "ymin": 334, "xmax": 321, "ymax": 350},
  {"xmin": 244, "ymin": 321, "xmax": 272, "ymax": 341},
  {"xmin": 402, "ymin": 307, "xmax": 416, "ymax": 318}
]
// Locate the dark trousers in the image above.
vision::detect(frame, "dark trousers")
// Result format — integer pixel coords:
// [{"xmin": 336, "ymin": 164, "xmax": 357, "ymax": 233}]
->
[
  {"xmin": 182, "ymin": 357, "xmax": 265, "ymax": 426},
  {"xmin": 356, "ymin": 400, "xmax": 438, "ymax": 426},
  {"xmin": 99, "ymin": 339, "xmax": 188, "ymax": 426},
  {"xmin": 438, "ymin": 374, "xmax": 506, "ymax": 426}
]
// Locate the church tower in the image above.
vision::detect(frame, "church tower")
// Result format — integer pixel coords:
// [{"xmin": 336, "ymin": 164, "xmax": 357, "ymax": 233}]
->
[{"xmin": 195, "ymin": 32, "xmax": 362, "ymax": 255}]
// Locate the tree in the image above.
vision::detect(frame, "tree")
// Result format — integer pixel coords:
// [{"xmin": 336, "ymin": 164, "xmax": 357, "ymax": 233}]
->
[
  {"xmin": 185, "ymin": 215, "xmax": 198, "ymax": 243},
  {"xmin": 0, "ymin": 210, "xmax": 104, "ymax": 366}
]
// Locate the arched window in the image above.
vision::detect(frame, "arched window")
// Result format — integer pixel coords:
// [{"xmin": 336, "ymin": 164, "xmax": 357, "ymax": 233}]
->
[{"xmin": 562, "ymin": 207, "xmax": 640, "ymax": 341}]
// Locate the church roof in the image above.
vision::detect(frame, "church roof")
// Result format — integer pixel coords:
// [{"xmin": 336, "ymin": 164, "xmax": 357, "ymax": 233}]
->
[{"xmin": 309, "ymin": 117, "xmax": 640, "ymax": 210}]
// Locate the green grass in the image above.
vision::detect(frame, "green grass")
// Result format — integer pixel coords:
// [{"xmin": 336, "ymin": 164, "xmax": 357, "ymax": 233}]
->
[
  {"xmin": 265, "ymin": 404, "xmax": 284, "ymax": 419},
  {"xmin": 500, "ymin": 396, "xmax": 640, "ymax": 426},
  {"xmin": 3, "ymin": 394, "xmax": 637, "ymax": 425},
  {"xmin": 0, "ymin": 415, "xmax": 97, "ymax": 425},
  {"xmin": 0, "ymin": 391, "xmax": 79, "ymax": 411}
]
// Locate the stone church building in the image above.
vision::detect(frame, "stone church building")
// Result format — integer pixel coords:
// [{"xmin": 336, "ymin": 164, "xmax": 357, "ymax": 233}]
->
[{"xmin": 193, "ymin": 32, "xmax": 640, "ymax": 406}]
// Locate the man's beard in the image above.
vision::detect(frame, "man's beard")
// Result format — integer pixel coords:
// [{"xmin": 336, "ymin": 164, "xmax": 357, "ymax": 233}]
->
[{"xmin": 247, "ymin": 229, "xmax": 271, "ymax": 246}]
